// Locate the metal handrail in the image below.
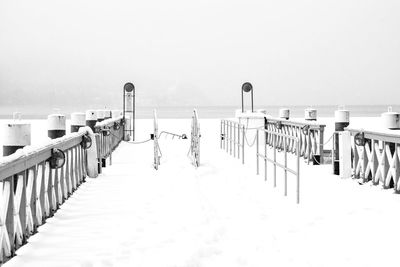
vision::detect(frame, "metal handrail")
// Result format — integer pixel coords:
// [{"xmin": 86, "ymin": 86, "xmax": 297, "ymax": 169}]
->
[
  {"xmin": 256, "ymin": 128, "xmax": 300, "ymax": 204},
  {"xmin": 189, "ymin": 109, "xmax": 200, "ymax": 167},
  {"xmin": 220, "ymin": 119, "xmax": 245, "ymax": 164}
]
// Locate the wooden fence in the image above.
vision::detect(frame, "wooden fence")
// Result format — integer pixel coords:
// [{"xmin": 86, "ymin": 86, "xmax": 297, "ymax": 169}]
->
[
  {"xmin": 0, "ymin": 117, "xmax": 124, "ymax": 263},
  {"xmin": 347, "ymin": 128, "xmax": 400, "ymax": 191},
  {"xmin": 265, "ymin": 118, "xmax": 326, "ymax": 164}
]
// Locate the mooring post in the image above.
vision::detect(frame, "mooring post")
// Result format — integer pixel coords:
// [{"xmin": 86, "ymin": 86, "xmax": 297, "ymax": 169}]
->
[
  {"xmin": 2, "ymin": 120, "xmax": 31, "ymax": 156},
  {"xmin": 85, "ymin": 110, "xmax": 97, "ymax": 131},
  {"xmin": 47, "ymin": 114, "xmax": 66, "ymax": 139},
  {"xmin": 71, "ymin": 112, "xmax": 85, "ymax": 133}
]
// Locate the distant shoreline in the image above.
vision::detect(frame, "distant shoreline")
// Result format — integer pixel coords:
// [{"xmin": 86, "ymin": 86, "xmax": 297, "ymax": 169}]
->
[{"xmin": 0, "ymin": 105, "xmax": 399, "ymax": 119}]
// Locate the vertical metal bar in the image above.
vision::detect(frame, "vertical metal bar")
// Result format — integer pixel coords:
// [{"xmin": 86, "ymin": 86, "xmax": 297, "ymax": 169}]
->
[
  {"xmin": 264, "ymin": 129, "xmax": 267, "ymax": 181},
  {"xmin": 229, "ymin": 122, "xmax": 232, "ymax": 156},
  {"xmin": 220, "ymin": 121, "xmax": 223, "ymax": 149},
  {"xmin": 274, "ymin": 133, "xmax": 277, "ymax": 187},
  {"xmin": 251, "ymin": 90, "xmax": 254, "ymax": 112},
  {"xmin": 256, "ymin": 130, "xmax": 259, "ymax": 175},
  {"xmin": 233, "ymin": 123, "xmax": 236, "ymax": 157},
  {"xmin": 237, "ymin": 123, "xmax": 240, "ymax": 159},
  {"xmin": 242, "ymin": 125, "xmax": 245, "ymax": 164},
  {"xmin": 284, "ymin": 136, "xmax": 287, "ymax": 196},
  {"xmin": 225, "ymin": 121, "xmax": 228, "ymax": 153},
  {"xmin": 297, "ymin": 140, "xmax": 300, "ymax": 204},
  {"xmin": 319, "ymin": 126, "xmax": 325, "ymax": 164}
]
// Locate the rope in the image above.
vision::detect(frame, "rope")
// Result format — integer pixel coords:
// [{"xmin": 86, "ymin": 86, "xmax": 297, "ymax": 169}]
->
[{"xmin": 110, "ymin": 132, "xmax": 152, "ymax": 144}]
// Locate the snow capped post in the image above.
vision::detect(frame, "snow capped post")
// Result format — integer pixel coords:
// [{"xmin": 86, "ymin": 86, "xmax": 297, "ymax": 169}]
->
[
  {"xmin": 47, "ymin": 114, "xmax": 66, "ymax": 139},
  {"xmin": 104, "ymin": 109, "xmax": 112, "ymax": 120},
  {"xmin": 333, "ymin": 108, "xmax": 351, "ymax": 177},
  {"xmin": 96, "ymin": 110, "xmax": 105, "ymax": 122},
  {"xmin": 279, "ymin": 108, "xmax": 290, "ymax": 120},
  {"xmin": 70, "ymin": 112, "xmax": 86, "ymax": 133},
  {"xmin": 2, "ymin": 120, "xmax": 31, "ymax": 156},
  {"xmin": 112, "ymin": 110, "xmax": 122, "ymax": 118},
  {"xmin": 85, "ymin": 110, "xmax": 97, "ymax": 131},
  {"xmin": 381, "ymin": 107, "xmax": 400, "ymax": 130},
  {"xmin": 305, "ymin": 108, "xmax": 317, "ymax": 121}
]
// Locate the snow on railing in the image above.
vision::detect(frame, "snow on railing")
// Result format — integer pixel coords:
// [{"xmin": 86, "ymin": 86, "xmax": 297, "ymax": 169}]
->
[
  {"xmin": 188, "ymin": 109, "xmax": 201, "ymax": 167},
  {"xmin": 0, "ymin": 118, "xmax": 125, "ymax": 264},
  {"xmin": 265, "ymin": 118, "xmax": 326, "ymax": 165},
  {"xmin": 346, "ymin": 128, "xmax": 400, "ymax": 191},
  {"xmin": 94, "ymin": 116, "xmax": 124, "ymax": 171},
  {"xmin": 220, "ymin": 120, "xmax": 245, "ymax": 164}
]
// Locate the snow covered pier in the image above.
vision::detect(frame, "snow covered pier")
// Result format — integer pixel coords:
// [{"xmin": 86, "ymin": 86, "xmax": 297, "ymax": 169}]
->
[{"xmin": 1, "ymin": 118, "xmax": 400, "ymax": 266}]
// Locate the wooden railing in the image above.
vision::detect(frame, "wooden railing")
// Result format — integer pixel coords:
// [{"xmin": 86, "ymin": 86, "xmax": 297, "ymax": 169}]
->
[
  {"xmin": 346, "ymin": 128, "xmax": 400, "ymax": 191},
  {"xmin": 265, "ymin": 118, "xmax": 326, "ymax": 164},
  {"xmin": 0, "ymin": 118, "xmax": 125, "ymax": 264},
  {"xmin": 94, "ymin": 116, "xmax": 124, "ymax": 170}
]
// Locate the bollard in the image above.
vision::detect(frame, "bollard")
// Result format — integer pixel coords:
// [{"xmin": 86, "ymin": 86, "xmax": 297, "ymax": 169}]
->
[
  {"xmin": 97, "ymin": 110, "xmax": 105, "ymax": 122},
  {"xmin": 305, "ymin": 108, "xmax": 317, "ymax": 121},
  {"xmin": 104, "ymin": 109, "xmax": 112, "ymax": 120},
  {"xmin": 112, "ymin": 110, "xmax": 122, "ymax": 118},
  {"xmin": 333, "ymin": 109, "xmax": 350, "ymax": 175},
  {"xmin": 334, "ymin": 109, "xmax": 350, "ymax": 131},
  {"xmin": 381, "ymin": 107, "xmax": 400, "ymax": 130},
  {"xmin": 2, "ymin": 123, "xmax": 31, "ymax": 156},
  {"xmin": 86, "ymin": 110, "xmax": 97, "ymax": 131},
  {"xmin": 279, "ymin": 108, "xmax": 290, "ymax": 120},
  {"xmin": 71, "ymin": 112, "xmax": 86, "ymax": 133},
  {"xmin": 48, "ymin": 114, "xmax": 66, "ymax": 139}
]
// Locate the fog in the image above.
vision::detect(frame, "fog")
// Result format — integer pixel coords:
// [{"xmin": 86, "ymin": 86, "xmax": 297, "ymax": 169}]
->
[{"xmin": 0, "ymin": 0, "xmax": 399, "ymax": 109}]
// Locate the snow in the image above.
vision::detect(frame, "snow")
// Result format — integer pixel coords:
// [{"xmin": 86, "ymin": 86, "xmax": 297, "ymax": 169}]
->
[{"xmin": 3, "ymin": 118, "xmax": 400, "ymax": 266}]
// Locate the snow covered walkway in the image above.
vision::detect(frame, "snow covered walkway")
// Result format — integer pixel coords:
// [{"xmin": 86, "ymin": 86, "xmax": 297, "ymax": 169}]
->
[{"xmin": 5, "ymin": 119, "xmax": 400, "ymax": 267}]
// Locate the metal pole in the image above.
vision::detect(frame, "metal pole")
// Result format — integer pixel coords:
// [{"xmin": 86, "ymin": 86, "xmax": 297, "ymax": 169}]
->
[
  {"xmin": 220, "ymin": 121, "xmax": 223, "ymax": 149},
  {"xmin": 241, "ymin": 90, "xmax": 244, "ymax": 113},
  {"xmin": 251, "ymin": 90, "xmax": 254, "ymax": 113},
  {"xmin": 229, "ymin": 122, "xmax": 232, "ymax": 156},
  {"xmin": 256, "ymin": 130, "xmax": 259, "ymax": 175},
  {"xmin": 264, "ymin": 130, "xmax": 267, "ymax": 181},
  {"xmin": 284, "ymin": 136, "xmax": 287, "ymax": 196},
  {"xmin": 234, "ymin": 123, "xmax": 236, "ymax": 157},
  {"xmin": 242, "ymin": 125, "xmax": 245, "ymax": 164},
  {"xmin": 237, "ymin": 123, "xmax": 240, "ymax": 159},
  {"xmin": 297, "ymin": 140, "xmax": 300, "ymax": 204},
  {"xmin": 133, "ymin": 88, "xmax": 135, "ymax": 141},
  {"xmin": 274, "ymin": 133, "xmax": 277, "ymax": 187}
]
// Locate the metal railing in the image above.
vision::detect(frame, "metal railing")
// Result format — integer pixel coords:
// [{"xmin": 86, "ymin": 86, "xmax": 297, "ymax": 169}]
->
[
  {"xmin": 153, "ymin": 110, "xmax": 161, "ymax": 170},
  {"xmin": 189, "ymin": 109, "xmax": 200, "ymax": 167},
  {"xmin": 265, "ymin": 118, "xmax": 325, "ymax": 164},
  {"xmin": 220, "ymin": 119, "xmax": 245, "ymax": 164},
  {"xmin": 256, "ymin": 128, "xmax": 300, "ymax": 204},
  {"xmin": 94, "ymin": 117, "xmax": 124, "ymax": 170},
  {"xmin": 346, "ymin": 128, "xmax": 400, "ymax": 191}
]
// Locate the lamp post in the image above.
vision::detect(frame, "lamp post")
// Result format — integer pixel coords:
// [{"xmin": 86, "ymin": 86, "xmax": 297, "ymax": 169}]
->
[
  {"xmin": 123, "ymin": 82, "xmax": 135, "ymax": 141},
  {"xmin": 241, "ymin": 82, "xmax": 253, "ymax": 113}
]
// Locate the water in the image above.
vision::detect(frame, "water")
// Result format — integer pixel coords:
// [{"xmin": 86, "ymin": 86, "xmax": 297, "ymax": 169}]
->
[{"xmin": 1, "ymin": 105, "xmax": 399, "ymax": 119}]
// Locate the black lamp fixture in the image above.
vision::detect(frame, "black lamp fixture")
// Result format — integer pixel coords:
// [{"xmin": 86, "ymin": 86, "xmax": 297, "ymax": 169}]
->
[{"xmin": 241, "ymin": 82, "xmax": 254, "ymax": 113}]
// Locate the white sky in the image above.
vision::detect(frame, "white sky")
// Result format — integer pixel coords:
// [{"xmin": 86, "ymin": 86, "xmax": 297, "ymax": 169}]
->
[{"xmin": 0, "ymin": 0, "xmax": 399, "ymax": 107}]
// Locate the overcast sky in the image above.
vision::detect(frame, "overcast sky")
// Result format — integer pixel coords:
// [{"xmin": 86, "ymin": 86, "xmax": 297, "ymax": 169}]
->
[{"xmin": 0, "ymin": 0, "xmax": 399, "ymax": 108}]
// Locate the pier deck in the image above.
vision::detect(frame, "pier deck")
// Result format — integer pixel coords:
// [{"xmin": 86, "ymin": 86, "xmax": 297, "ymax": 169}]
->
[{"xmin": 5, "ymin": 119, "xmax": 400, "ymax": 267}]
